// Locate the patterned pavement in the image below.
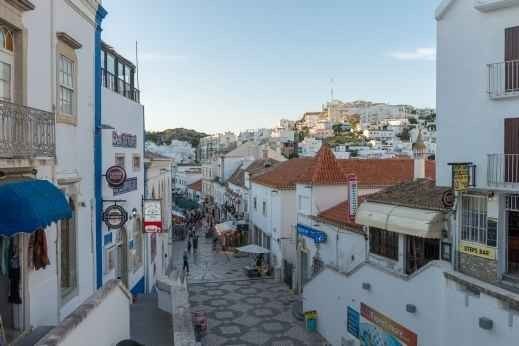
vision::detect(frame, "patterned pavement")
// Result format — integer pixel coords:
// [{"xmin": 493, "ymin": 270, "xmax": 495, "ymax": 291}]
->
[{"xmin": 174, "ymin": 234, "xmax": 328, "ymax": 346}]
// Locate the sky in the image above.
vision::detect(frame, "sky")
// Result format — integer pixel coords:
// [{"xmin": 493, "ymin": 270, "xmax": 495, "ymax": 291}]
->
[{"xmin": 102, "ymin": 0, "xmax": 440, "ymax": 133}]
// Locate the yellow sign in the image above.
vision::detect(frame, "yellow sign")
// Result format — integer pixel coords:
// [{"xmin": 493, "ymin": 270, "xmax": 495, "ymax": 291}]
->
[
  {"xmin": 459, "ymin": 242, "xmax": 496, "ymax": 260},
  {"xmin": 453, "ymin": 165, "xmax": 470, "ymax": 192}
]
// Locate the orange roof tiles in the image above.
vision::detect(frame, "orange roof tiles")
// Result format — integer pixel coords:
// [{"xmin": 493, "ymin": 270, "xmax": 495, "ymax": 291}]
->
[
  {"xmin": 316, "ymin": 199, "xmax": 365, "ymax": 233},
  {"xmin": 188, "ymin": 179, "xmax": 202, "ymax": 192},
  {"xmin": 306, "ymin": 145, "xmax": 349, "ymax": 185}
]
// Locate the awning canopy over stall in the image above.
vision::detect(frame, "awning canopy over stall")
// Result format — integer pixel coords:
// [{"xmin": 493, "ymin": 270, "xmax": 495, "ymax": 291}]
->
[
  {"xmin": 0, "ymin": 179, "xmax": 72, "ymax": 235},
  {"xmin": 215, "ymin": 221, "xmax": 236, "ymax": 234},
  {"xmin": 355, "ymin": 201, "xmax": 443, "ymax": 239}
]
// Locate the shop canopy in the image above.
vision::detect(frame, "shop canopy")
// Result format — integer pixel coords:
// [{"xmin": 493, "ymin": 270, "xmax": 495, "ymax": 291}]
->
[
  {"xmin": 236, "ymin": 244, "xmax": 270, "ymax": 254},
  {"xmin": 0, "ymin": 179, "xmax": 72, "ymax": 236},
  {"xmin": 355, "ymin": 202, "xmax": 443, "ymax": 239},
  {"xmin": 215, "ymin": 221, "xmax": 236, "ymax": 234}
]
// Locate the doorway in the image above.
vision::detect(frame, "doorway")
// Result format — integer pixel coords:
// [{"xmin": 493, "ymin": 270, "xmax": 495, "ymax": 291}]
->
[
  {"xmin": 117, "ymin": 229, "xmax": 129, "ymax": 288},
  {"xmin": 508, "ymin": 211, "xmax": 519, "ymax": 275}
]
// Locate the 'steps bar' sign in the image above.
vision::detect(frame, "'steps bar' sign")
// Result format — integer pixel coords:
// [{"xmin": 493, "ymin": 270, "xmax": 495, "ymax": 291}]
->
[
  {"xmin": 348, "ymin": 174, "xmax": 358, "ymax": 219},
  {"xmin": 144, "ymin": 199, "xmax": 162, "ymax": 233},
  {"xmin": 105, "ymin": 165, "xmax": 127, "ymax": 188}
]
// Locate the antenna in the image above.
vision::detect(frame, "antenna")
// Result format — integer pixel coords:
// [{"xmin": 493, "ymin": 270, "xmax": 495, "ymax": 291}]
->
[{"xmin": 135, "ymin": 41, "xmax": 140, "ymax": 91}]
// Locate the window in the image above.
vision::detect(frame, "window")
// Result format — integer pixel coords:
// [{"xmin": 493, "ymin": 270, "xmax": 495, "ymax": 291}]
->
[
  {"xmin": 262, "ymin": 201, "xmax": 267, "ymax": 217},
  {"xmin": 369, "ymin": 227, "xmax": 399, "ymax": 260},
  {"xmin": 0, "ymin": 28, "xmax": 14, "ymax": 52},
  {"xmin": 58, "ymin": 55, "xmax": 74, "ymax": 115},
  {"xmin": 461, "ymin": 195, "xmax": 488, "ymax": 245},
  {"xmin": 0, "ymin": 62, "xmax": 11, "ymax": 101},
  {"xmin": 60, "ymin": 198, "xmax": 77, "ymax": 300},
  {"xmin": 253, "ymin": 197, "xmax": 257, "ymax": 211},
  {"xmin": 133, "ymin": 155, "xmax": 141, "ymax": 170},
  {"xmin": 115, "ymin": 154, "xmax": 125, "ymax": 168}
]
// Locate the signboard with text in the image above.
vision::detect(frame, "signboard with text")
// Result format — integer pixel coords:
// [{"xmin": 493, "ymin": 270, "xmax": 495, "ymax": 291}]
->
[
  {"xmin": 112, "ymin": 131, "xmax": 137, "ymax": 148},
  {"xmin": 459, "ymin": 241, "xmax": 496, "ymax": 260},
  {"xmin": 113, "ymin": 177, "xmax": 138, "ymax": 195},
  {"xmin": 105, "ymin": 165, "xmax": 127, "ymax": 188},
  {"xmin": 450, "ymin": 164, "xmax": 471, "ymax": 192},
  {"xmin": 144, "ymin": 199, "xmax": 162, "ymax": 233},
  {"xmin": 103, "ymin": 205, "xmax": 128, "ymax": 230},
  {"xmin": 348, "ymin": 174, "xmax": 358, "ymax": 219}
]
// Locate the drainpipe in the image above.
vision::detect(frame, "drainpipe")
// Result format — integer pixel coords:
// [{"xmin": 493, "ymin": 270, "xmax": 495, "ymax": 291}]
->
[{"xmin": 94, "ymin": 5, "xmax": 108, "ymax": 289}]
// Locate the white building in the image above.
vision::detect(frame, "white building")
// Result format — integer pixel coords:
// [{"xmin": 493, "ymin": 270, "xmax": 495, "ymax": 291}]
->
[
  {"xmin": 173, "ymin": 164, "xmax": 202, "ymax": 194},
  {"xmin": 199, "ymin": 131, "xmax": 237, "ymax": 162},
  {"xmin": 144, "ymin": 151, "xmax": 173, "ymax": 293},
  {"xmin": 100, "ymin": 42, "xmax": 145, "ymax": 295},
  {"xmin": 298, "ymin": 137, "xmax": 322, "ymax": 157}
]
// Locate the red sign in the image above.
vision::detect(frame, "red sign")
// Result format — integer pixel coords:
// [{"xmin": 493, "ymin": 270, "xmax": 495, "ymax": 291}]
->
[
  {"xmin": 105, "ymin": 165, "xmax": 127, "ymax": 188},
  {"xmin": 361, "ymin": 303, "xmax": 417, "ymax": 346},
  {"xmin": 144, "ymin": 200, "xmax": 162, "ymax": 233}
]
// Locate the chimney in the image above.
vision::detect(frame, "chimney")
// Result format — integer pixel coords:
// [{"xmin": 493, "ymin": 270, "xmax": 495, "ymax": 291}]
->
[{"xmin": 414, "ymin": 158, "xmax": 425, "ymax": 180}]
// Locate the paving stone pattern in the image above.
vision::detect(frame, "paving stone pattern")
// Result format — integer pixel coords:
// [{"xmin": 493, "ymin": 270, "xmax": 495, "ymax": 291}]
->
[{"xmin": 176, "ymin": 236, "xmax": 328, "ymax": 346}]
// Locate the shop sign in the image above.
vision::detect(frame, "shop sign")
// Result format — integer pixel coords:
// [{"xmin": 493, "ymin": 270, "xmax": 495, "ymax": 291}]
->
[
  {"xmin": 459, "ymin": 241, "xmax": 496, "ymax": 260},
  {"xmin": 144, "ymin": 199, "xmax": 162, "ymax": 233},
  {"xmin": 112, "ymin": 131, "xmax": 137, "ymax": 148},
  {"xmin": 103, "ymin": 205, "xmax": 128, "ymax": 230},
  {"xmin": 450, "ymin": 163, "xmax": 472, "ymax": 192},
  {"xmin": 105, "ymin": 165, "xmax": 127, "ymax": 188},
  {"xmin": 113, "ymin": 177, "xmax": 138, "ymax": 196},
  {"xmin": 360, "ymin": 303, "xmax": 418, "ymax": 346},
  {"xmin": 441, "ymin": 189, "xmax": 454, "ymax": 209},
  {"xmin": 348, "ymin": 174, "xmax": 358, "ymax": 219},
  {"xmin": 347, "ymin": 306, "xmax": 360, "ymax": 338},
  {"xmin": 297, "ymin": 224, "xmax": 327, "ymax": 244}
]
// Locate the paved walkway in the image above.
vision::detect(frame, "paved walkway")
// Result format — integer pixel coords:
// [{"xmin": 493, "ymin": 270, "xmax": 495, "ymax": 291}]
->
[
  {"xmin": 173, "ymin": 235, "xmax": 329, "ymax": 346},
  {"xmin": 131, "ymin": 294, "xmax": 173, "ymax": 346}
]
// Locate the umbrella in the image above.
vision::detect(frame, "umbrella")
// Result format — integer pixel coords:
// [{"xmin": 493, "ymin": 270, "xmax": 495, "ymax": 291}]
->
[{"xmin": 236, "ymin": 244, "xmax": 270, "ymax": 254}]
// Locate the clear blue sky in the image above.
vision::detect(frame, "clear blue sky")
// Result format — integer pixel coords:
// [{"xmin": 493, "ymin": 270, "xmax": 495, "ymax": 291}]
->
[{"xmin": 102, "ymin": 0, "xmax": 440, "ymax": 133}]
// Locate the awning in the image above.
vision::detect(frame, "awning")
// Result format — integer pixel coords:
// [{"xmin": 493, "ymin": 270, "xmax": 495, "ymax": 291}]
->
[
  {"xmin": 355, "ymin": 202, "xmax": 443, "ymax": 239},
  {"xmin": 0, "ymin": 179, "xmax": 72, "ymax": 235},
  {"xmin": 215, "ymin": 221, "xmax": 236, "ymax": 234},
  {"xmin": 236, "ymin": 244, "xmax": 270, "ymax": 254}
]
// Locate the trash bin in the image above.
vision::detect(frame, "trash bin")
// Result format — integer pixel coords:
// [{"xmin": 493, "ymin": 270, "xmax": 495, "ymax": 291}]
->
[{"xmin": 304, "ymin": 310, "xmax": 318, "ymax": 332}]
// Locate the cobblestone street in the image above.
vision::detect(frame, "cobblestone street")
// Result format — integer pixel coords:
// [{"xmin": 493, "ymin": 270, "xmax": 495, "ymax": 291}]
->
[{"xmin": 172, "ymin": 236, "xmax": 328, "ymax": 346}]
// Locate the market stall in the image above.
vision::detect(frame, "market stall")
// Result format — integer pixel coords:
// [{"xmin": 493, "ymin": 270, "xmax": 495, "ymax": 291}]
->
[
  {"xmin": 236, "ymin": 244, "xmax": 271, "ymax": 278},
  {"xmin": 215, "ymin": 221, "xmax": 244, "ymax": 251}
]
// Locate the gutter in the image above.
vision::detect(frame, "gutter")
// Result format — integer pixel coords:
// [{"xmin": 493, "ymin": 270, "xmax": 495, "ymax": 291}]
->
[{"xmin": 94, "ymin": 4, "xmax": 107, "ymax": 289}]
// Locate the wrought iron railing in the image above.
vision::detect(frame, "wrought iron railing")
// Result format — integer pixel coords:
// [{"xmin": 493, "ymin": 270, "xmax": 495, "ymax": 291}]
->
[
  {"xmin": 488, "ymin": 60, "xmax": 519, "ymax": 99},
  {"xmin": 0, "ymin": 100, "xmax": 55, "ymax": 158},
  {"xmin": 487, "ymin": 153, "xmax": 519, "ymax": 188},
  {"xmin": 102, "ymin": 69, "xmax": 140, "ymax": 103}
]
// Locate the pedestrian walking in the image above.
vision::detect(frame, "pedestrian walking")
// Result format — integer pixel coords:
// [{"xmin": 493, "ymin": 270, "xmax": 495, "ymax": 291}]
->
[
  {"xmin": 187, "ymin": 239, "xmax": 192, "ymax": 253},
  {"xmin": 182, "ymin": 250, "xmax": 189, "ymax": 273},
  {"xmin": 193, "ymin": 235, "xmax": 199, "ymax": 252}
]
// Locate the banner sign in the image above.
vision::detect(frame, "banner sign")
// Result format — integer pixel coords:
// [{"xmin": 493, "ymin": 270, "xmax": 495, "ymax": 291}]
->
[
  {"xmin": 360, "ymin": 303, "xmax": 418, "ymax": 346},
  {"xmin": 113, "ymin": 177, "xmax": 138, "ymax": 196},
  {"xmin": 112, "ymin": 131, "xmax": 137, "ymax": 148},
  {"xmin": 347, "ymin": 306, "xmax": 360, "ymax": 338},
  {"xmin": 144, "ymin": 199, "xmax": 162, "ymax": 233},
  {"xmin": 348, "ymin": 174, "xmax": 358, "ymax": 219},
  {"xmin": 297, "ymin": 224, "xmax": 327, "ymax": 244},
  {"xmin": 105, "ymin": 165, "xmax": 127, "ymax": 188},
  {"xmin": 103, "ymin": 205, "xmax": 128, "ymax": 230},
  {"xmin": 459, "ymin": 241, "xmax": 496, "ymax": 260},
  {"xmin": 449, "ymin": 163, "xmax": 472, "ymax": 192}
]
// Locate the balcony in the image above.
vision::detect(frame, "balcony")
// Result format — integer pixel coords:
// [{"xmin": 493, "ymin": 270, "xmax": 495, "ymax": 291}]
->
[
  {"xmin": 487, "ymin": 60, "xmax": 519, "ymax": 99},
  {"xmin": 0, "ymin": 100, "xmax": 55, "ymax": 159},
  {"xmin": 102, "ymin": 68, "xmax": 141, "ymax": 103},
  {"xmin": 487, "ymin": 153, "xmax": 519, "ymax": 188}
]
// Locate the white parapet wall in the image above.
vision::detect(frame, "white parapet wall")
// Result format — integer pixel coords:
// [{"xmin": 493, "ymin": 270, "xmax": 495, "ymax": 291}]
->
[{"xmin": 36, "ymin": 279, "xmax": 131, "ymax": 346}]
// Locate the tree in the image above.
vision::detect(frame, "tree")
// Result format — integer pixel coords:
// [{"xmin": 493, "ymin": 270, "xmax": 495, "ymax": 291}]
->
[
  {"xmin": 408, "ymin": 117, "xmax": 417, "ymax": 125},
  {"xmin": 398, "ymin": 127, "xmax": 411, "ymax": 141}
]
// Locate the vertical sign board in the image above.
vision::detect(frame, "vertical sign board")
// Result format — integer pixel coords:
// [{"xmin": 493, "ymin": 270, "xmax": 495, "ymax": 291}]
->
[
  {"xmin": 359, "ymin": 303, "xmax": 418, "ymax": 346},
  {"xmin": 348, "ymin": 174, "xmax": 358, "ymax": 219},
  {"xmin": 144, "ymin": 199, "xmax": 162, "ymax": 233},
  {"xmin": 451, "ymin": 164, "xmax": 470, "ymax": 192}
]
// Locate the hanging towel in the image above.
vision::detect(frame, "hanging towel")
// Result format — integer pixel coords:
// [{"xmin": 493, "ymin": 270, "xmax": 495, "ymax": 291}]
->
[{"xmin": 33, "ymin": 229, "xmax": 50, "ymax": 270}]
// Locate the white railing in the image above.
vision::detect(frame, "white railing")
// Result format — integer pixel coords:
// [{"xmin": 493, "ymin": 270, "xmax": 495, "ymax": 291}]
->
[
  {"xmin": 0, "ymin": 100, "xmax": 55, "ymax": 158},
  {"xmin": 488, "ymin": 60, "xmax": 519, "ymax": 99},
  {"xmin": 487, "ymin": 153, "xmax": 519, "ymax": 188}
]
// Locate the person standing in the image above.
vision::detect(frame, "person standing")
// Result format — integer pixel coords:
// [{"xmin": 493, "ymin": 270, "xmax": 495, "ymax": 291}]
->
[{"xmin": 183, "ymin": 249, "xmax": 189, "ymax": 274}]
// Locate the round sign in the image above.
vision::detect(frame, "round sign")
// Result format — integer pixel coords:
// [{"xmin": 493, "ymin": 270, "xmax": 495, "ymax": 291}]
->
[
  {"xmin": 105, "ymin": 165, "xmax": 127, "ymax": 188},
  {"xmin": 103, "ymin": 205, "xmax": 128, "ymax": 229},
  {"xmin": 442, "ymin": 190, "xmax": 454, "ymax": 209}
]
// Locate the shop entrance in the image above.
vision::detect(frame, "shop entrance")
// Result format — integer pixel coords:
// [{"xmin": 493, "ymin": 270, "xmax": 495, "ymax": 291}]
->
[{"xmin": 508, "ymin": 211, "xmax": 519, "ymax": 276}]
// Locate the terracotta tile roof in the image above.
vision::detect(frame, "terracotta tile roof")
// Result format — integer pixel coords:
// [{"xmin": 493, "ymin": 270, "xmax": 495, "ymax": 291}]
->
[
  {"xmin": 227, "ymin": 159, "xmax": 280, "ymax": 188},
  {"xmin": 316, "ymin": 199, "xmax": 366, "ymax": 234},
  {"xmin": 304, "ymin": 145, "xmax": 349, "ymax": 185},
  {"xmin": 365, "ymin": 178, "xmax": 449, "ymax": 211},
  {"xmin": 188, "ymin": 179, "xmax": 202, "ymax": 192},
  {"xmin": 228, "ymin": 169, "xmax": 245, "ymax": 188},
  {"xmin": 252, "ymin": 155, "xmax": 436, "ymax": 190}
]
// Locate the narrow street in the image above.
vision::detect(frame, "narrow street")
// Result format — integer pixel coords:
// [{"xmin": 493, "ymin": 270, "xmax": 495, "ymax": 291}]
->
[{"xmin": 172, "ymin": 235, "xmax": 328, "ymax": 346}]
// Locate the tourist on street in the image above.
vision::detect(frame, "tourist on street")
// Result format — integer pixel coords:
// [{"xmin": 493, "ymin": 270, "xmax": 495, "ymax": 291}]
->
[
  {"xmin": 187, "ymin": 239, "xmax": 192, "ymax": 253},
  {"xmin": 193, "ymin": 234, "xmax": 199, "ymax": 251},
  {"xmin": 183, "ymin": 249, "xmax": 189, "ymax": 273}
]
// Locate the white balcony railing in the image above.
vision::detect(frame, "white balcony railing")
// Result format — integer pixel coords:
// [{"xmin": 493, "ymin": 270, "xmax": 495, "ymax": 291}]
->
[
  {"xmin": 488, "ymin": 60, "xmax": 519, "ymax": 99},
  {"xmin": 0, "ymin": 100, "xmax": 55, "ymax": 159},
  {"xmin": 487, "ymin": 153, "xmax": 519, "ymax": 188}
]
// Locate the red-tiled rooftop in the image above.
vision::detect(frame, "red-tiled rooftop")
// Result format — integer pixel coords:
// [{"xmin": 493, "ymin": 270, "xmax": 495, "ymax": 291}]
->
[
  {"xmin": 188, "ymin": 179, "xmax": 202, "ymax": 192},
  {"xmin": 315, "ymin": 200, "xmax": 365, "ymax": 233},
  {"xmin": 252, "ymin": 148, "xmax": 435, "ymax": 190}
]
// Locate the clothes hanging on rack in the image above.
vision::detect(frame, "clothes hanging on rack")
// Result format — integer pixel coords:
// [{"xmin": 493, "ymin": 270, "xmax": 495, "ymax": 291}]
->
[{"xmin": 33, "ymin": 229, "xmax": 50, "ymax": 271}]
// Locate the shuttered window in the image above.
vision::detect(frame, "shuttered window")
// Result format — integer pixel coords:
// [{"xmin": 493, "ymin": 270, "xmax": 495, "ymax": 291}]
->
[
  {"xmin": 505, "ymin": 26, "xmax": 519, "ymax": 92},
  {"xmin": 505, "ymin": 118, "xmax": 519, "ymax": 182}
]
